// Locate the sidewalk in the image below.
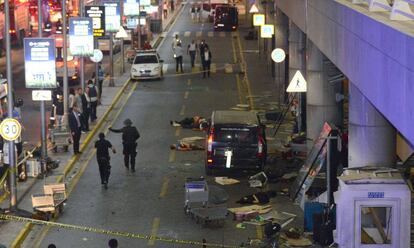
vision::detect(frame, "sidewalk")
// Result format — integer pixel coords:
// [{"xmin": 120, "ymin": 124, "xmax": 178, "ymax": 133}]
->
[
  {"xmin": 0, "ymin": 5, "xmax": 183, "ymax": 247},
  {"xmin": 236, "ymin": 15, "xmax": 319, "ymax": 246}
]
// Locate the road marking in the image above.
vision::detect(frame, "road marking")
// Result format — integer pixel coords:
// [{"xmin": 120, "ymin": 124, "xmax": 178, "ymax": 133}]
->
[
  {"xmin": 196, "ymin": 31, "xmax": 202, "ymax": 37},
  {"xmin": 159, "ymin": 177, "xmax": 170, "ymax": 198},
  {"xmin": 179, "ymin": 105, "xmax": 186, "ymax": 116},
  {"xmin": 175, "ymin": 127, "xmax": 181, "ymax": 137},
  {"xmin": 168, "ymin": 150, "xmax": 176, "ymax": 162},
  {"xmin": 211, "ymin": 63, "xmax": 217, "ymax": 73},
  {"xmin": 184, "ymin": 91, "xmax": 189, "ymax": 99},
  {"xmin": 148, "ymin": 217, "xmax": 161, "ymax": 246},
  {"xmin": 236, "ymin": 32, "xmax": 255, "ymax": 109},
  {"xmin": 256, "ymin": 225, "xmax": 263, "ymax": 239},
  {"xmin": 184, "ymin": 31, "xmax": 191, "ymax": 37},
  {"xmin": 219, "ymin": 32, "xmax": 225, "ymax": 37},
  {"xmin": 187, "ymin": 79, "xmax": 192, "ymax": 86},
  {"xmin": 207, "ymin": 31, "xmax": 213, "ymax": 37},
  {"xmin": 236, "ymin": 74, "xmax": 243, "ymax": 104}
]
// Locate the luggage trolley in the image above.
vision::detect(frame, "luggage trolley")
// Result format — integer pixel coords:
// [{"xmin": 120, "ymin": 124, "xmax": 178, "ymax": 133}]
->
[
  {"xmin": 184, "ymin": 178, "xmax": 228, "ymax": 226},
  {"xmin": 184, "ymin": 177, "xmax": 209, "ymax": 213}
]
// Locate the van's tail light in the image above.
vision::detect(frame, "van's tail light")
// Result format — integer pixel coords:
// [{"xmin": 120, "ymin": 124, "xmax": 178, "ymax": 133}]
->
[
  {"xmin": 207, "ymin": 129, "xmax": 214, "ymax": 164},
  {"xmin": 257, "ymin": 131, "xmax": 264, "ymax": 158}
]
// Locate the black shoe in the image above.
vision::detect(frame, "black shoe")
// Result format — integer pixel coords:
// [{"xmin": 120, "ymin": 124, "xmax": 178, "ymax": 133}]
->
[
  {"xmin": 75, "ymin": 151, "xmax": 82, "ymax": 155},
  {"xmin": 131, "ymin": 169, "xmax": 136, "ymax": 173},
  {"xmin": 170, "ymin": 120, "xmax": 173, "ymax": 125},
  {"xmin": 104, "ymin": 183, "xmax": 108, "ymax": 189}
]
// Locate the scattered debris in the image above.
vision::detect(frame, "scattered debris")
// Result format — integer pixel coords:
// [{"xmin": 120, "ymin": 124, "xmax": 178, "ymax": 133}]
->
[
  {"xmin": 236, "ymin": 191, "xmax": 277, "ymax": 204},
  {"xmin": 236, "ymin": 223, "xmax": 246, "ymax": 229},
  {"xmin": 282, "ymin": 172, "xmax": 298, "ymax": 180},
  {"xmin": 261, "ymin": 211, "xmax": 296, "ymax": 227},
  {"xmin": 248, "ymin": 172, "xmax": 268, "ymax": 188},
  {"xmin": 214, "ymin": 177, "xmax": 240, "ymax": 185},
  {"xmin": 280, "ymin": 233, "xmax": 313, "ymax": 247},
  {"xmin": 228, "ymin": 205, "xmax": 272, "ymax": 216}
]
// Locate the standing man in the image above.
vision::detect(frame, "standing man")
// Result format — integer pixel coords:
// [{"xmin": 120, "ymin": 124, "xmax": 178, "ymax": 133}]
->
[
  {"xmin": 163, "ymin": 1, "xmax": 168, "ymax": 19},
  {"xmin": 109, "ymin": 119, "xmax": 140, "ymax": 172},
  {"xmin": 68, "ymin": 106, "xmax": 82, "ymax": 154},
  {"xmin": 81, "ymin": 87, "xmax": 90, "ymax": 131},
  {"xmin": 95, "ymin": 132, "xmax": 116, "ymax": 189},
  {"xmin": 173, "ymin": 42, "xmax": 184, "ymax": 73},
  {"xmin": 199, "ymin": 39, "xmax": 209, "ymax": 63},
  {"xmin": 87, "ymin": 80, "xmax": 99, "ymax": 122},
  {"xmin": 201, "ymin": 46, "xmax": 212, "ymax": 78},
  {"xmin": 187, "ymin": 40, "xmax": 197, "ymax": 68},
  {"xmin": 98, "ymin": 63, "xmax": 105, "ymax": 102}
]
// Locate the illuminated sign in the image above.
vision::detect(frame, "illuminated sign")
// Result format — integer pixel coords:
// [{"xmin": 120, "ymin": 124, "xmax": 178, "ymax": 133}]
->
[
  {"xmin": 103, "ymin": 1, "xmax": 121, "ymax": 33},
  {"xmin": 253, "ymin": 14, "xmax": 265, "ymax": 26},
  {"xmin": 24, "ymin": 38, "xmax": 57, "ymax": 89},
  {"xmin": 124, "ymin": 0, "xmax": 140, "ymax": 16},
  {"xmin": 287, "ymin": 70, "xmax": 307, "ymax": 93},
  {"xmin": 85, "ymin": 6, "xmax": 106, "ymax": 37},
  {"xmin": 260, "ymin": 24, "xmax": 274, "ymax": 38},
  {"xmin": 69, "ymin": 17, "xmax": 94, "ymax": 57}
]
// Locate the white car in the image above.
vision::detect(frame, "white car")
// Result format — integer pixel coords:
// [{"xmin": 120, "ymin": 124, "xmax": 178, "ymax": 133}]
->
[{"xmin": 130, "ymin": 50, "xmax": 164, "ymax": 80}]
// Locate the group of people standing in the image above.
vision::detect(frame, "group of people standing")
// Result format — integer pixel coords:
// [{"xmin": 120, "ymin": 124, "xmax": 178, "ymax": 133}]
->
[
  {"xmin": 172, "ymin": 36, "xmax": 212, "ymax": 78},
  {"xmin": 52, "ymin": 64, "xmax": 105, "ymax": 155}
]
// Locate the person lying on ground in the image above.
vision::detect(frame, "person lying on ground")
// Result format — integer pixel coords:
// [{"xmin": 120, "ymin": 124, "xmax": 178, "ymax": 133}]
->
[
  {"xmin": 170, "ymin": 142, "xmax": 204, "ymax": 151},
  {"xmin": 236, "ymin": 191, "xmax": 277, "ymax": 204},
  {"xmin": 170, "ymin": 116, "xmax": 208, "ymax": 130}
]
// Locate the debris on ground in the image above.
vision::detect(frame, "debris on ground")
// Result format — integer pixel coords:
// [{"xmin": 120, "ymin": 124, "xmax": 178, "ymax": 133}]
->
[
  {"xmin": 236, "ymin": 191, "xmax": 277, "ymax": 204},
  {"xmin": 179, "ymin": 136, "xmax": 205, "ymax": 142},
  {"xmin": 261, "ymin": 211, "xmax": 296, "ymax": 227},
  {"xmin": 170, "ymin": 142, "xmax": 204, "ymax": 151},
  {"xmin": 280, "ymin": 233, "xmax": 313, "ymax": 247},
  {"xmin": 248, "ymin": 171, "xmax": 268, "ymax": 188},
  {"xmin": 214, "ymin": 177, "xmax": 240, "ymax": 185},
  {"xmin": 228, "ymin": 205, "xmax": 272, "ymax": 216}
]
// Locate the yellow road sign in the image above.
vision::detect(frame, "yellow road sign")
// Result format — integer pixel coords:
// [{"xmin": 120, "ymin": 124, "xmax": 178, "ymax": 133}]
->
[
  {"xmin": 253, "ymin": 14, "xmax": 265, "ymax": 26},
  {"xmin": 0, "ymin": 118, "xmax": 22, "ymax": 141}
]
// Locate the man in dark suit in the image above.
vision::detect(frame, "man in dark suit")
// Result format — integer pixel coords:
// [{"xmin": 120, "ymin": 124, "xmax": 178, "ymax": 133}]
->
[{"xmin": 68, "ymin": 106, "xmax": 82, "ymax": 154}]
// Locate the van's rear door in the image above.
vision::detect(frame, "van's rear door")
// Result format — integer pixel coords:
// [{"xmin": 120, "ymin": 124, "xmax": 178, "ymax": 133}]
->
[{"xmin": 212, "ymin": 126, "xmax": 258, "ymax": 167}]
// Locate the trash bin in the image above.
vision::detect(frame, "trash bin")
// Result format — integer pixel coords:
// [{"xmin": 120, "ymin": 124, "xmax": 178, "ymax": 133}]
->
[{"xmin": 150, "ymin": 19, "xmax": 162, "ymax": 33}]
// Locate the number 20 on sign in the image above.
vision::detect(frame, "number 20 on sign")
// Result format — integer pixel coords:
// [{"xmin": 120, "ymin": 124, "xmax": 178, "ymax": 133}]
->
[{"xmin": 0, "ymin": 118, "xmax": 22, "ymax": 141}]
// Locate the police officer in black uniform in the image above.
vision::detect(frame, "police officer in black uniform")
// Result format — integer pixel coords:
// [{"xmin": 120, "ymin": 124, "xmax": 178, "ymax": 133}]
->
[
  {"xmin": 109, "ymin": 119, "xmax": 140, "ymax": 172},
  {"xmin": 95, "ymin": 132, "xmax": 116, "ymax": 189}
]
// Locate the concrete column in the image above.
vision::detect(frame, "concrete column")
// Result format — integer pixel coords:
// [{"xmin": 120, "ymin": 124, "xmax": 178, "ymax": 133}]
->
[
  {"xmin": 306, "ymin": 41, "xmax": 341, "ymax": 141},
  {"xmin": 348, "ymin": 83, "xmax": 396, "ymax": 168},
  {"xmin": 288, "ymin": 22, "xmax": 306, "ymax": 132},
  {"xmin": 275, "ymin": 8, "xmax": 289, "ymax": 104}
]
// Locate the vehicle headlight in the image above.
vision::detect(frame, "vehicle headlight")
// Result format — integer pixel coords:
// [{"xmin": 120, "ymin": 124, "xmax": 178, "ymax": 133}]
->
[{"xmin": 131, "ymin": 68, "xmax": 137, "ymax": 72}]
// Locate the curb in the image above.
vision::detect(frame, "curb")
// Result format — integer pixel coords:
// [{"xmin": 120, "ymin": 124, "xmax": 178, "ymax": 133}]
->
[{"xmin": 10, "ymin": 78, "xmax": 132, "ymax": 248}]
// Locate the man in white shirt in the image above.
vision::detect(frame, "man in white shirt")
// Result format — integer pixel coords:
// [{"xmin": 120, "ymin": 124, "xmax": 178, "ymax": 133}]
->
[
  {"xmin": 187, "ymin": 40, "xmax": 198, "ymax": 68},
  {"xmin": 174, "ymin": 42, "xmax": 184, "ymax": 73}
]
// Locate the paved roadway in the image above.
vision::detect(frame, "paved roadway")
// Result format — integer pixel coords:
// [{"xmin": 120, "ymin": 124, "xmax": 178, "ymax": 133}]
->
[
  {"xmin": 32, "ymin": 3, "xmax": 262, "ymax": 247},
  {"xmin": 0, "ymin": 45, "xmax": 121, "ymax": 144}
]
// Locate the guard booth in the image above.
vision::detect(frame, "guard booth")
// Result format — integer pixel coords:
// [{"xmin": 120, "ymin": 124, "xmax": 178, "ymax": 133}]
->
[{"xmin": 335, "ymin": 167, "xmax": 411, "ymax": 248}]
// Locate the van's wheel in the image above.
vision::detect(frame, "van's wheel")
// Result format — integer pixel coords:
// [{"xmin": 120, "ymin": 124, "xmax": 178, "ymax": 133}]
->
[{"xmin": 205, "ymin": 166, "xmax": 213, "ymax": 176}]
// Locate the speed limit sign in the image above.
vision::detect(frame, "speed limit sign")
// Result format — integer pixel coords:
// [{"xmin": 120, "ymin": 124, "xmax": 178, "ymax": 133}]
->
[{"xmin": 0, "ymin": 118, "xmax": 22, "ymax": 141}]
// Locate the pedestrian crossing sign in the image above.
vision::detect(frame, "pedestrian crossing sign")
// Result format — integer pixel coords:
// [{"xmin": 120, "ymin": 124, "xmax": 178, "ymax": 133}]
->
[
  {"xmin": 249, "ymin": 4, "xmax": 259, "ymax": 13},
  {"xmin": 253, "ymin": 14, "xmax": 265, "ymax": 26},
  {"xmin": 287, "ymin": 70, "xmax": 307, "ymax": 92}
]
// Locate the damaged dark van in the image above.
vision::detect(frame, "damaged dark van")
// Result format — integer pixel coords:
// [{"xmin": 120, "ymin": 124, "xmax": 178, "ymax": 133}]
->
[{"xmin": 205, "ymin": 110, "xmax": 267, "ymax": 175}]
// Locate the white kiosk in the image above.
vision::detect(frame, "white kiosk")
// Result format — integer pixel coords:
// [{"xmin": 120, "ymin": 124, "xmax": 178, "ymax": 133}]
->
[{"xmin": 335, "ymin": 167, "xmax": 411, "ymax": 248}]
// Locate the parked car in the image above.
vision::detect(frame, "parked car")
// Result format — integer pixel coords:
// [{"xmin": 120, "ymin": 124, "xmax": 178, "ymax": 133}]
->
[
  {"xmin": 130, "ymin": 50, "xmax": 164, "ymax": 80},
  {"xmin": 205, "ymin": 110, "xmax": 267, "ymax": 175}
]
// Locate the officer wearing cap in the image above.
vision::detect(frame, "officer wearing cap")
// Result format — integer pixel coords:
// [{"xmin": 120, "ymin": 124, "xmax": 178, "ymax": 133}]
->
[{"xmin": 109, "ymin": 119, "xmax": 140, "ymax": 172}]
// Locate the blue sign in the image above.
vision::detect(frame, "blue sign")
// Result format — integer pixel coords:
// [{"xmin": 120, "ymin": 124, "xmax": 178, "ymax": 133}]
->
[
  {"xmin": 368, "ymin": 192, "xmax": 385, "ymax": 199},
  {"xmin": 124, "ymin": 0, "xmax": 140, "ymax": 16},
  {"xmin": 24, "ymin": 38, "xmax": 57, "ymax": 89},
  {"xmin": 103, "ymin": 1, "xmax": 121, "ymax": 33},
  {"xmin": 69, "ymin": 17, "xmax": 94, "ymax": 56}
]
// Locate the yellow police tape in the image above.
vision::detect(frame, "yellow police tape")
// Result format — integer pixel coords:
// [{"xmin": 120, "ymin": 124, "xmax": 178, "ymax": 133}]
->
[{"xmin": 0, "ymin": 214, "xmax": 241, "ymax": 248}]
